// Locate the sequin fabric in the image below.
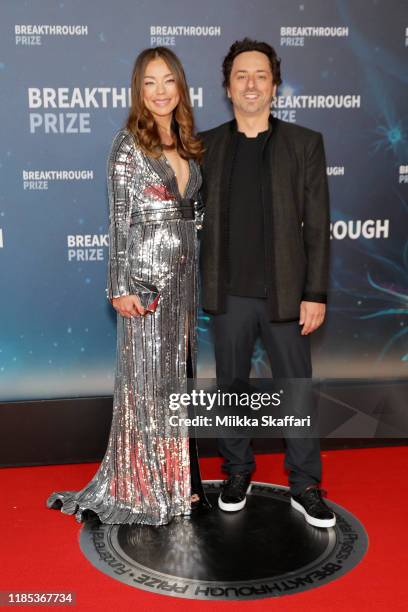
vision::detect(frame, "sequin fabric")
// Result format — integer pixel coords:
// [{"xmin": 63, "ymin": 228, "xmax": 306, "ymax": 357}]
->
[{"xmin": 46, "ymin": 128, "xmax": 204, "ymax": 525}]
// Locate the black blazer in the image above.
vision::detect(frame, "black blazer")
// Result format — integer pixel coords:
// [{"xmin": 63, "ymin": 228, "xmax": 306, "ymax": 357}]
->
[{"xmin": 198, "ymin": 115, "xmax": 331, "ymax": 322}]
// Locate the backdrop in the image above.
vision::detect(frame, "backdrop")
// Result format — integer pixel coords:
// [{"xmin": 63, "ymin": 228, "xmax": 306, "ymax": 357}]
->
[{"xmin": 1, "ymin": 0, "xmax": 407, "ymax": 401}]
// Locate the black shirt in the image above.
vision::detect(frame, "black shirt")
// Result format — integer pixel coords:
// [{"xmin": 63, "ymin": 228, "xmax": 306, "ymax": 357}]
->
[{"xmin": 227, "ymin": 129, "xmax": 268, "ymax": 298}]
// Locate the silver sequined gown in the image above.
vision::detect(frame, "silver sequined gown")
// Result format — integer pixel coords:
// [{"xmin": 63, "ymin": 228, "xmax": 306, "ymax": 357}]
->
[{"xmin": 46, "ymin": 128, "xmax": 204, "ymax": 525}]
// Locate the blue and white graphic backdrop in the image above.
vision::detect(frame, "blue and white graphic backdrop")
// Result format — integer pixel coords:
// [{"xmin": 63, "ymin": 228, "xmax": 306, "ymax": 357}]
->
[{"xmin": 0, "ymin": 0, "xmax": 407, "ymax": 400}]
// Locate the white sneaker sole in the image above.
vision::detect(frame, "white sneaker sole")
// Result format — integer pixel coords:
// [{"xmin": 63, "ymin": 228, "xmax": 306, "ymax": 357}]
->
[
  {"xmin": 218, "ymin": 484, "xmax": 252, "ymax": 512},
  {"xmin": 290, "ymin": 497, "xmax": 336, "ymax": 528}
]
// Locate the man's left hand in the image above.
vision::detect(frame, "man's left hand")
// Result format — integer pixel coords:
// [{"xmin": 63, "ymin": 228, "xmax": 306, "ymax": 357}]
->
[{"xmin": 299, "ymin": 301, "xmax": 326, "ymax": 335}]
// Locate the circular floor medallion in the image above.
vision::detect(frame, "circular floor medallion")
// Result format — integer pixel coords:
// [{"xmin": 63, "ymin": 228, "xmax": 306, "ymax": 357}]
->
[{"xmin": 79, "ymin": 481, "xmax": 368, "ymax": 600}]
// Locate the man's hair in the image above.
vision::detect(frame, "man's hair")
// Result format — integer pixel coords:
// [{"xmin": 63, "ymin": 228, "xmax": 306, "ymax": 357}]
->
[{"xmin": 222, "ymin": 37, "xmax": 282, "ymax": 89}]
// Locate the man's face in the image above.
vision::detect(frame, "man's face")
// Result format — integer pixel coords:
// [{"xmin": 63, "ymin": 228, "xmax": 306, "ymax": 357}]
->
[{"xmin": 227, "ymin": 50, "xmax": 276, "ymax": 116}]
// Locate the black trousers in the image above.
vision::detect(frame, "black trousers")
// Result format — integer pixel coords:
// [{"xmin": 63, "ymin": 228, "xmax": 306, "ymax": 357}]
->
[{"xmin": 212, "ymin": 295, "xmax": 322, "ymax": 496}]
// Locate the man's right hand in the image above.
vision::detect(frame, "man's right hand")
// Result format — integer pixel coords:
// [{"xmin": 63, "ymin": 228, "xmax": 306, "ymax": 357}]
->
[{"xmin": 111, "ymin": 295, "xmax": 146, "ymax": 318}]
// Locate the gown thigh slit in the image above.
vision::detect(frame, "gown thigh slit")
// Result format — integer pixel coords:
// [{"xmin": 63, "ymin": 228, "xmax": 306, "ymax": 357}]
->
[{"xmin": 46, "ymin": 128, "xmax": 207, "ymax": 525}]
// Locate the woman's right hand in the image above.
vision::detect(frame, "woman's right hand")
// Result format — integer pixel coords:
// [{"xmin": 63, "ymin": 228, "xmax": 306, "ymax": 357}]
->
[{"xmin": 111, "ymin": 295, "xmax": 146, "ymax": 318}]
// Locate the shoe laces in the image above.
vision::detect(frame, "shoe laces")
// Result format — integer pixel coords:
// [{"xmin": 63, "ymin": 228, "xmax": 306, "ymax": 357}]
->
[
  {"xmin": 223, "ymin": 473, "xmax": 249, "ymax": 494},
  {"xmin": 303, "ymin": 486, "xmax": 328, "ymax": 508}
]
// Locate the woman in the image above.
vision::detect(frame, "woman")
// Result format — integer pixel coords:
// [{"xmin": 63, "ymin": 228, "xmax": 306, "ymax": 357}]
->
[{"xmin": 46, "ymin": 47, "xmax": 208, "ymax": 525}]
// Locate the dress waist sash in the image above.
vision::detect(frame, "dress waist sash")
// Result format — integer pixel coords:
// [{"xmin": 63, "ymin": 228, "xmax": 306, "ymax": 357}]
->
[{"xmin": 130, "ymin": 198, "xmax": 195, "ymax": 225}]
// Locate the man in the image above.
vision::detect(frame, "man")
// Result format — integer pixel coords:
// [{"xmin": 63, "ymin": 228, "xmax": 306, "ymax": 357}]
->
[{"xmin": 199, "ymin": 38, "xmax": 335, "ymax": 528}]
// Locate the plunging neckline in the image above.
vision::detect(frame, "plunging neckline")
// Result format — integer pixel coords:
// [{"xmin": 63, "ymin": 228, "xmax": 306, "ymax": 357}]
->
[{"xmin": 161, "ymin": 153, "xmax": 192, "ymax": 200}]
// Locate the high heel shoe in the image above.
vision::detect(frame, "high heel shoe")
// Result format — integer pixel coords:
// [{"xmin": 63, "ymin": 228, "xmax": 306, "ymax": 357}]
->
[
  {"xmin": 190, "ymin": 493, "xmax": 201, "ymax": 511},
  {"xmin": 190, "ymin": 491, "xmax": 211, "ymax": 511},
  {"xmin": 189, "ymin": 437, "xmax": 212, "ymax": 511}
]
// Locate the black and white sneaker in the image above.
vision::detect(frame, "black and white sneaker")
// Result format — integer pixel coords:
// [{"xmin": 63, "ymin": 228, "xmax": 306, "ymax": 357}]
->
[
  {"xmin": 291, "ymin": 485, "xmax": 336, "ymax": 528},
  {"xmin": 218, "ymin": 473, "xmax": 252, "ymax": 512}
]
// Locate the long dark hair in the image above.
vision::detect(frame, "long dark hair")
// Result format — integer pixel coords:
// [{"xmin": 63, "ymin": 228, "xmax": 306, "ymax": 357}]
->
[{"xmin": 126, "ymin": 47, "xmax": 204, "ymax": 161}]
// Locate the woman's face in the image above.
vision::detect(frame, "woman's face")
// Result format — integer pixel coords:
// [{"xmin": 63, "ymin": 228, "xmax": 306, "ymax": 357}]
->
[{"xmin": 143, "ymin": 57, "xmax": 180, "ymax": 121}]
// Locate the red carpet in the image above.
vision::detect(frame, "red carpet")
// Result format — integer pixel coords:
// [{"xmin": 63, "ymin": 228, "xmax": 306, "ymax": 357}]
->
[{"xmin": 2, "ymin": 447, "xmax": 407, "ymax": 611}]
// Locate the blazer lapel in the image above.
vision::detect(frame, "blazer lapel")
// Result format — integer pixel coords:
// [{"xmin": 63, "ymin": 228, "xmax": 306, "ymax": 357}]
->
[{"xmin": 201, "ymin": 121, "xmax": 236, "ymax": 312}]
